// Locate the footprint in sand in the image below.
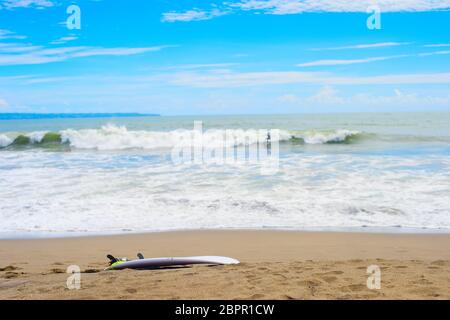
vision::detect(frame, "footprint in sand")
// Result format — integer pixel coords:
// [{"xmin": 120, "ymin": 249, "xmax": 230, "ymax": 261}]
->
[
  {"xmin": 3, "ymin": 272, "xmax": 20, "ymax": 279},
  {"xmin": 125, "ymin": 288, "xmax": 137, "ymax": 294},
  {"xmin": 349, "ymin": 259, "xmax": 364, "ymax": 263},
  {"xmin": 344, "ymin": 284, "xmax": 367, "ymax": 292},
  {"xmin": 431, "ymin": 260, "xmax": 447, "ymax": 266},
  {"xmin": 50, "ymin": 268, "xmax": 65, "ymax": 274},
  {"xmin": 257, "ymin": 267, "xmax": 268, "ymax": 271},
  {"xmin": 298, "ymin": 279, "xmax": 322, "ymax": 287},
  {"xmin": 0, "ymin": 279, "xmax": 29, "ymax": 289},
  {"xmin": 356, "ymin": 266, "xmax": 368, "ymax": 270},
  {"xmin": 322, "ymin": 276, "xmax": 338, "ymax": 283},
  {"xmin": 82, "ymin": 269, "xmax": 101, "ymax": 273},
  {"xmin": 313, "ymin": 270, "xmax": 344, "ymax": 283},
  {"xmin": 413, "ymin": 278, "xmax": 433, "ymax": 285},
  {"xmin": 281, "ymin": 294, "xmax": 296, "ymax": 300},
  {"xmin": 249, "ymin": 293, "xmax": 265, "ymax": 299},
  {"xmin": 322, "ymin": 270, "xmax": 344, "ymax": 275},
  {"xmin": 0, "ymin": 266, "xmax": 19, "ymax": 272},
  {"xmin": 37, "ymin": 288, "xmax": 51, "ymax": 294}
]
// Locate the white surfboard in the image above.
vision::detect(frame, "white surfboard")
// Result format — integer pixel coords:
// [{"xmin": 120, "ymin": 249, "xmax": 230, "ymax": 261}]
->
[{"xmin": 107, "ymin": 256, "xmax": 240, "ymax": 270}]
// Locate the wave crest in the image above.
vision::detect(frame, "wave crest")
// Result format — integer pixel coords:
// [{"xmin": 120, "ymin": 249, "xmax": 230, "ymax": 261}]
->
[
  {"xmin": 0, "ymin": 134, "xmax": 12, "ymax": 147},
  {"xmin": 291, "ymin": 129, "xmax": 362, "ymax": 144},
  {"xmin": 0, "ymin": 125, "xmax": 364, "ymax": 150}
]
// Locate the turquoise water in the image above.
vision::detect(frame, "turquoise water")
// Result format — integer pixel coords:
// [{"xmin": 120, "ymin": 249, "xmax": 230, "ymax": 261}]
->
[
  {"xmin": 2, "ymin": 112, "xmax": 450, "ymax": 135},
  {"xmin": 0, "ymin": 112, "xmax": 449, "ymax": 238}
]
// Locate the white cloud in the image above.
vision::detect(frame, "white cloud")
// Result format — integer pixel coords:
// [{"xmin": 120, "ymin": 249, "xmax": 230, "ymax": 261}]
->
[
  {"xmin": 163, "ymin": 0, "xmax": 450, "ymax": 22},
  {"xmin": 325, "ymin": 73, "xmax": 450, "ymax": 86},
  {"xmin": 424, "ymin": 44, "xmax": 450, "ymax": 48},
  {"xmin": 0, "ymin": 43, "xmax": 173, "ymax": 66},
  {"xmin": 50, "ymin": 36, "xmax": 78, "ymax": 45},
  {"xmin": 0, "ymin": 43, "xmax": 41, "ymax": 52},
  {"xmin": 24, "ymin": 76, "xmax": 79, "ymax": 84},
  {"xmin": 162, "ymin": 9, "xmax": 227, "ymax": 22},
  {"xmin": 277, "ymin": 94, "xmax": 300, "ymax": 104},
  {"xmin": 418, "ymin": 50, "xmax": 450, "ymax": 57},
  {"xmin": 232, "ymin": 0, "xmax": 450, "ymax": 14},
  {"xmin": 278, "ymin": 86, "xmax": 345, "ymax": 106},
  {"xmin": 164, "ymin": 70, "xmax": 450, "ymax": 88},
  {"xmin": 297, "ymin": 55, "xmax": 406, "ymax": 67},
  {"xmin": 10, "ymin": 69, "xmax": 450, "ymax": 89},
  {"xmin": 0, "ymin": 97, "xmax": 8, "ymax": 108},
  {"xmin": 310, "ymin": 42, "xmax": 411, "ymax": 51},
  {"xmin": 0, "ymin": 29, "xmax": 26, "ymax": 40},
  {"xmin": 351, "ymin": 88, "xmax": 450, "ymax": 106},
  {"xmin": 435, "ymin": 50, "xmax": 450, "ymax": 55},
  {"xmin": 168, "ymin": 70, "xmax": 324, "ymax": 87},
  {"xmin": 70, "ymin": 47, "xmax": 168, "ymax": 58},
  {"xmin": 279, "ymin": 87, "xmax": 450, "ymax": 107},
  {"xmin": 298, "ymin": 50, "xmax": 450, "ymax": 67},
  {"xmin": 163, "ymin": 63, "xmax": 238, "ymax": 70},
  {"xmin": 0, "ymin": 0, "xmax": 54, "ymax": 9},
  {"xmin": 10, "ymin": 70, "xmax": 450, "ymax": 89},
  {"xmin": 306, "ymin": 86, "xmax": 345, "ymax": 104}
]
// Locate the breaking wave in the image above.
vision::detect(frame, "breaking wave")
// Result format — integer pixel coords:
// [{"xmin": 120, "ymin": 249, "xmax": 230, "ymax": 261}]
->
[
  {"xmin": 0, "ymin": 124, "xmax": 364, "ymax": 150},
  {"xmin": 0, "ymin": 134, "xmax": 12, "ymax": 148}
]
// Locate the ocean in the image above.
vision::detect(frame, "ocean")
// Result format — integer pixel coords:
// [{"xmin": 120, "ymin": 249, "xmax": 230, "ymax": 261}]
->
[{"xmin": 1, "ymin": 112, "xmax": 449, "ymax": 238}]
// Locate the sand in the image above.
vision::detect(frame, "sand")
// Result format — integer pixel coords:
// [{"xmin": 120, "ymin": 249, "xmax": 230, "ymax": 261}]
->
[{"xmin": 0, "ymin": 230, "xmax": 449, "ymax": 300}]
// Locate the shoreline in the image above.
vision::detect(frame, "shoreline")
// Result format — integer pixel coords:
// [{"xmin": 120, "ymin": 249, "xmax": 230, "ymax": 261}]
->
[
  {"xmin": 2, "ymin": 229, "xmax": 449, "ymax": 260},
  {"xmin": 2, "ymin": 226, "xmax": 450, "ymax": 241},
  {"xmin": 1, "ymin": 230, "xmax": 449, "ymax": 299}
]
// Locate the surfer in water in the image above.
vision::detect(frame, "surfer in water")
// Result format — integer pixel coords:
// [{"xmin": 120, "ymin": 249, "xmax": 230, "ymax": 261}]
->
[{"xmin": 266, "ymin": 130, "xmax": 271, "ymax": 155}]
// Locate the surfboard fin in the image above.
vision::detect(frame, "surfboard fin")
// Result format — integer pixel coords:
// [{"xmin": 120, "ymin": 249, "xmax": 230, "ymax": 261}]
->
[
  {"xmin": 137, "ymin": 253, "xmax": 144, "ymax": 259},
  {"xmin": 107, "ymin": 254, "xmax": 118, "ymax": 265}
]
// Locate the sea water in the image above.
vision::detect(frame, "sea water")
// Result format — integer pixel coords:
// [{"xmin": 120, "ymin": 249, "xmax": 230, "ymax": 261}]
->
[{"xmin": 0, "ymin": 113, "xmax": 449, "ymax": 238}]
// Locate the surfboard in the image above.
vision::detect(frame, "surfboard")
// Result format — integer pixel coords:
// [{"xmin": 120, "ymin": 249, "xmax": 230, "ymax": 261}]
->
[{"xmin": 107, "ymin": 256, "xmax": 240, "ymax": 270}]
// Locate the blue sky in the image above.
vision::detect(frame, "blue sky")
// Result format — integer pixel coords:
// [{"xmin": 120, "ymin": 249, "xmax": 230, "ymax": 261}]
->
[{"xmin": 0, "ymin": 0, "xmax": 450, "ymax": 115}]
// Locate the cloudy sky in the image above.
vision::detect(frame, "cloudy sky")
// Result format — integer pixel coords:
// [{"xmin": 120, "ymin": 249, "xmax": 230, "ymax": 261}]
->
[{"xmin": 0, "ymin": 0, "xmax": 450, "ymax": 115}]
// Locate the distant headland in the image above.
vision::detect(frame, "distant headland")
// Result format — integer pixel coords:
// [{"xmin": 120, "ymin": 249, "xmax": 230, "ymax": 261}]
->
[{"xmin": 0, "ymin": 113, "xmax": 160, "ymax": 120}]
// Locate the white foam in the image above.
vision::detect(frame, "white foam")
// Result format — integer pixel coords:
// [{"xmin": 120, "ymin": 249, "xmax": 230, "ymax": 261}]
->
[
  {"xmin": 1, "ymin": 125, "xmax": 362, "ymax": 150},
  {"xmin": 0, "ymin": 134, "xmax": 12, "ymax": 147},
  {"xmin": 60, "ymin": 124, "xmax": 286, "ymax": 150},
  {"xmin": 56, "ymin": 125, "xmax": 359, "ymax": 150},
  {"xmin": 0, "ymin": 151, "xmax": 449, "ymax": 237},
  {"xmin": 297, "ymin": 129, "xmax": 359, "ymax": 144},
  {"xmin": 27, "ymin": 131, "xmax": 48, "ymax": 143}
]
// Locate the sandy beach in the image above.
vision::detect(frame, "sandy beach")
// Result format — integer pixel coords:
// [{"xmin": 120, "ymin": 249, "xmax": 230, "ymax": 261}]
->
[
  {"xmin": 0, "ymin": 230, "xmax": 449, "ymax": 300},
  {"xmin": 2, "ymin": 0, "xmax": 450, "ymax": 304}
]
